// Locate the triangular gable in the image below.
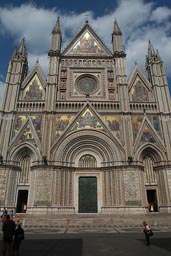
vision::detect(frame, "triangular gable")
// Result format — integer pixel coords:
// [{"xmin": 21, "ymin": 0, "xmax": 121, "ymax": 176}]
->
[
  {"xmin": 53, "ymin": 103, "xmax": 123, "ymax": 150},
  {"xmin": 21, "ymin": 73, "xmax": 45, "ymax": 100},
  {"xmin": 71, "ymin": 108, "xmax": 104, "ymax": 131},
  {"xmin": 132, "ymin": 114, "xmax": 162, "ymax": 141},
  {"xmin": 22, "ymin": 63, "xmax": 47, "ymax": 90},
  {"xmin": 9, "ymin": 116, "xmax": 41, "ymax": 150},
  {"xmin": 62, "ymin": 23, "xmax": 112, "ymax": 56},
  {"xmin": 128, "ymin": 65, "xmax": 152, "ymax": 91},
  {"xmin": 128, "ymin": 65, "xmax": 153, "ymax": 102},
  {"xmin": 134, "ymin": 117, "xmax": 165, "ymax": 152}
]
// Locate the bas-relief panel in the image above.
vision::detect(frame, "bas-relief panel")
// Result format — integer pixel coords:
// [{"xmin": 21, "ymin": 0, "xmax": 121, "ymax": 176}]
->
[
  {"xmin": 69, "ymin": 32, "xmax": 105, "ymax": 55},
  {"xmin": 71, "ymin": 109, "xmax": 104, "ymax": 131},
  {"xmin": 132, "ymin": 115, "xmax": 161, "ymax": 142},
  {"xmin": 34, "ymin": 171, "xmax": 52, "ymax": 206},
  {"xmin": 0, "ymin": 171, "xmax": 7, "ymax": 204},
  {"xmin": 23, "ymin": 77, "xmax": 44, "ymax": 100},
  {"xmin": 124, "ymin": 171, "xmax": 141, "ymax": 206},
  {"xmin": 167, "ymin": 170, "xmax": 171, "ymax": 198},
  {"xmin": 56, "ymin": 115, "xmax": 75, "ymax": 138},
  {"xmin": 102, "ymin": 115, "xmax": 120, "ymax": 138}
]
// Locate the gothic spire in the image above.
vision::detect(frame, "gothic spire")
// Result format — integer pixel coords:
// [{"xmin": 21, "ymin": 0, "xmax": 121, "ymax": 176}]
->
[
  {"xmin": 113, "ymin": 19, "xmax": 122, "ymax": 35},
  {"xmin": 17, "ymin": 37, "xmax": 26, "ymax": 56},
  {"xmin": 112, "ymin": 19, "xmax": 125, "ymax": 55},
  {"xmin": 156, "ymin": 49, "xmax": 161, "ymax": 61},
  {"xmin": 52, "ymin": 16, "xmax": 61, "ymax": 34},
  {"xmin": 148, "ymin": 40, "xmax": 156, "ymax": 58},
  {"xmin": 49, "ymin": 17, "xmax": 62, "ymax": 53}
]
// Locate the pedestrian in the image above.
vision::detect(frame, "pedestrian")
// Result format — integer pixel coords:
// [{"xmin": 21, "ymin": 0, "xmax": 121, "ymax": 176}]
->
[
  {"xmin": 2, "ymin": 214, "xmax": 16, "ymax": 256},
  {"xmin": 1, "ymin": 208, "xmax": 4, "ymax": 218},
  {"xmin": 142, "ymin": 221, "xmax": 153, "ymax": 246},
  {"xmin": 9, "ymin": 210, "xmax": 14, "ymax": 221},
  {"xmin": 12, "ymin": 224, "xmax": 25, "ymax": 256}
]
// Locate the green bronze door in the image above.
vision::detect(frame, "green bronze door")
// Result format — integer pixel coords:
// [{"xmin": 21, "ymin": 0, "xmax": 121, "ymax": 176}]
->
[{"xmin": 78, "ymin": 177, "xmax": 97, "ymax": 213}]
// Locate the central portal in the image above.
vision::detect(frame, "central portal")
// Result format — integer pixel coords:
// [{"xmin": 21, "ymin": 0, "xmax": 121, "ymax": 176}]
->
[{"xmin": 78, "ymin": 176, "xmax": 97, "ymax": 213}]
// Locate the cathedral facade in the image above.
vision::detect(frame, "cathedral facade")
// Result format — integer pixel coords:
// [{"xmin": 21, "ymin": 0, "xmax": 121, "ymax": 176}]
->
[{"xmin": 0, "ymin": 18, "xmax": 171, "ymax": 215}]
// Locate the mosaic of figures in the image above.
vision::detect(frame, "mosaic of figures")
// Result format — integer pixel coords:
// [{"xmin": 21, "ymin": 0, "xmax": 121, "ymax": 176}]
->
[
  {"xmin": 140, "ymin": 124, "xmax": 156, "ymax": 143},
  {"xmin": 132, "ymin": 115, "xmax": 161, "ymax": 142},
  {"xmin": 69, "ymin": 32, "xmax": 105, "ymax": 55},
  {"xmin": 23, "ymin": 77, "xmax": 44, "ymax": 100},
  {"xmin": 102, "ymin": 115, "xmax": 120, "ymax": 138},
  {"xmin": 13, "ymin": 115, "xmax": 42, "ymax": 141},
  {"xmin": 18, "ymin": 125, "xmax": 35, "ymax": 144},
  {"xmin": 72, "ymin": 109, "xmax": 104, "ymax": 131},
  {"xmin": 131, "ymin": 81, "xmax": 149, "ymax": 102},
  {"xmin": 56, "ymin": 114, "xmax": 75, "ymax": 138}
]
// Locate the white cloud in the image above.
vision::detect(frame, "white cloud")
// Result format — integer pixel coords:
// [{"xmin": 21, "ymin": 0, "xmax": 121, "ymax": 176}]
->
[
  {"xmin": 0, "ymin": 0, "xmax": 170, "ymax": 83},
  {"xmin": 150, "ymin": 6, "xmax": 171, "ymax": 23}
]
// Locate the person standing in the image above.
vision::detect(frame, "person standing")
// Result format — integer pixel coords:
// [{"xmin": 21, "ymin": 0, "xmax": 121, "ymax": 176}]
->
[
  {"xmin": 12, "ymin": 224, "xmax": 25, "ymax": 256},
  {"xmin": 2, "ymin": 214, "xmax": 16, "ymax": 256},
  {"xmin": 142, "ymin": 221, "xmax": 153, "ymax": 246}
]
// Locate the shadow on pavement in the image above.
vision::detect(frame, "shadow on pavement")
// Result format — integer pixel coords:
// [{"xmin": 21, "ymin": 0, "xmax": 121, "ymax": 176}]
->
[
  {"xmin": 0, "ymin": 238, "xmax": 83, "ymax": 256},
  {"xmin": 138, "ymin": 238, "xmax": 171, "ymax": 252}
]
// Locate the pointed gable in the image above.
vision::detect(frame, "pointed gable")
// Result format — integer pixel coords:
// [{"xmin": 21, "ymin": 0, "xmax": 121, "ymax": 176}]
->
[
  {"xmin": 128, "ymin": 65, "xmax": 154, "ymax": 102},
  {"xmin": 133, "ymin": 116, "xmax": 165, "ymax": 154},
  {"xmin": 10, "ymin": 116, "xmax": 41, "ymax": 150},
  {"xmin": 71, "ymin": 108, "xmax": 104, "ymax": 131},
  {"xmin": 53, "ymin": 102, "xmax": 124, "ymax": 151},
  {"xmin": 20, "ymin": 63, "xmax": 46, "ymax": 101},
  {"xmin": 62, "ymin": 23, "xmax": 112, "ymax": 56},
  {"xmin": 132, "ymin": 115, "xmax": 162, "ymax": 142}
]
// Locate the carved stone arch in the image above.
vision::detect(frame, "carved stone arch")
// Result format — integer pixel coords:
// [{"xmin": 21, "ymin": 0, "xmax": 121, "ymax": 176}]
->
[
  {"xmin": 136, "ymin": 145, "xmax": 164, "ymax": 188},
  {"xmin": 52, "ymin": 130, "xmax": 125, "ymax": 166},
  {"xmin": 10, "ymin": 143, "xmax": 41, "ymax": 162},
  {"xmin": 135, "ymin": 144, "xmax": 165, "ymax": 162},
  {"xmin": 9, "ymin": 143, "xmax": 40, "ymax": 185}
]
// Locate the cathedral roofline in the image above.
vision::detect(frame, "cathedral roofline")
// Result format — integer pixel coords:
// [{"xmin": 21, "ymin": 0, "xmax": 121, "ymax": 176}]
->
[{"xmin": 62, "ymin": 22, "xmax": 113, "ymax": 56}]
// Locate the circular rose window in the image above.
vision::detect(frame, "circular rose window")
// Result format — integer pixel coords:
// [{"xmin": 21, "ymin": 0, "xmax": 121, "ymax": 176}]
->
[{"xmin": 77, "ymin": 76, "xmax": 97, "ymax": 95}]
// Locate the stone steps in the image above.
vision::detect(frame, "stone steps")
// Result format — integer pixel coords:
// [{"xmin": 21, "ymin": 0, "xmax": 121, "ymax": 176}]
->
[{"xmin": 15, "ymin": 213, "xmax": 171, "ymax": 229}]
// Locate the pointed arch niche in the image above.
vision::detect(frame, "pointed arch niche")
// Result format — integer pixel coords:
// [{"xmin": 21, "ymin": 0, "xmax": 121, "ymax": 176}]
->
[
  {"xmin": 140, "ymin": 147, "xmax": 161, "ymax": 185},
  {"xmin": 11, "ymin": 144, "xmax": 39, "ymax": 184}
]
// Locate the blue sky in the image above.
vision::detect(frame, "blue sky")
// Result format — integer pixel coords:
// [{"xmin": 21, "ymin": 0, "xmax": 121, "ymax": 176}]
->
[{"xmin": 0, "ymin": 0, "xmax": 171, "ymax": 101}]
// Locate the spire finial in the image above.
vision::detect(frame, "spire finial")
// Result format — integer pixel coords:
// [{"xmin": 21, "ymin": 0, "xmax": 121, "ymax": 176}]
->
[
  {"xmin": 17, "ymin": 37, "xmax": 26, "ymax": 55},
  {"xmin": 113, "ymin": 18, "xmax": 122, "ymax": 35},
  {"xmin": 148, "ymin": 40, "xmax": 155, "ymax": 57},
  {"xmin": 85, "ymin": 14, "xmax": 89, "ymax": 24},
  {"xmin": 52, "ymin": 16, "xmax": 61, "ymax": 34}
]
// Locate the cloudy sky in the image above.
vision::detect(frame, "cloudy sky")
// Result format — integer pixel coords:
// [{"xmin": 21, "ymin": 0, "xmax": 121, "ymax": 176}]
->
[{"xmin": 0, "ymin": 0, "xmax": 171, "ymax": 101}]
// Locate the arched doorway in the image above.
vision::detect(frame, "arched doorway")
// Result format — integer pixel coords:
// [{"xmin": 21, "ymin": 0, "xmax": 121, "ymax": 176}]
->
[
  {"xmin": 16, "ymin": 155, "xmax": 31, "ymax": 213},
  {"xmin": 141, "ymin": 148, "xmax": 160, "ymax": 212}
]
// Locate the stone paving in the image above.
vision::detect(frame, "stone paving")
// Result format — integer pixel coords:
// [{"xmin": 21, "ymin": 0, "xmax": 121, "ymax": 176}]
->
[
  {"xmin": 1, "ymin": 231, "xmax": 171, "ymax": 256},
  {"xmin": 1, "ymin": 213, "xmax": 171, "ymax": 256}
]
